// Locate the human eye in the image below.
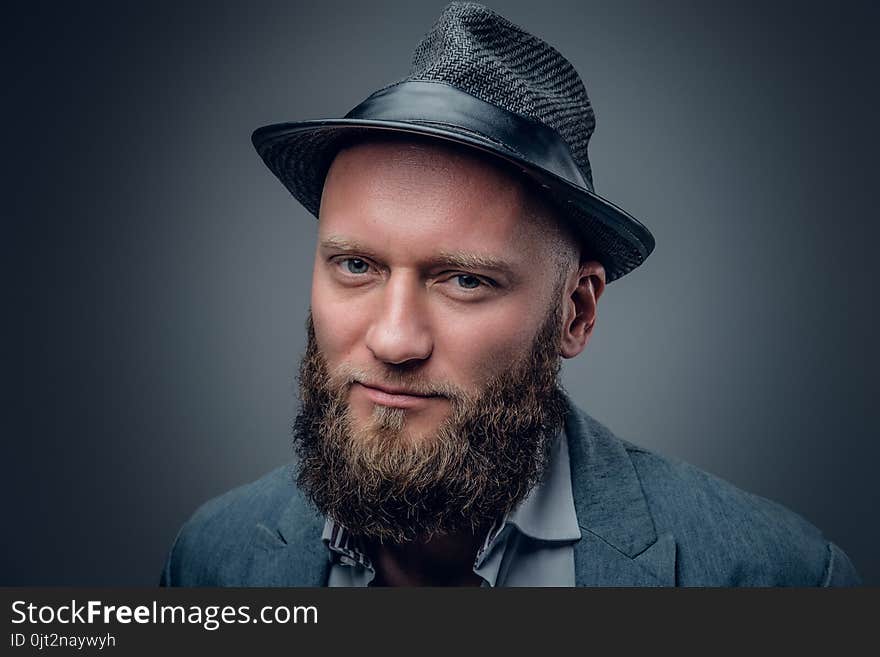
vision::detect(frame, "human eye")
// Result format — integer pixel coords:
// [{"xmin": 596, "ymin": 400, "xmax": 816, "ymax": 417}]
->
[
  {"xmin": 339, "ymin": 257, "xmax": 371, "ymax": 275},
  {"xmin": 439, "ymin": 272, "xmax": 497, "ymax": 298},
  {"xmin": 327, "ymin": 256, "xmax": 382, "ymax": 287},
  {"xmin": 454, "ymin": 274, "xmax": 484, "ymax": 289}
]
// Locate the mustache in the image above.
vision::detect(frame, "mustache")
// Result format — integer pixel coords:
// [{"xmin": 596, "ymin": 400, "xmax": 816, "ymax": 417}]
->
[{"xmin": 327, "ymin": 362, "xmax": 471, "ymax": 402}]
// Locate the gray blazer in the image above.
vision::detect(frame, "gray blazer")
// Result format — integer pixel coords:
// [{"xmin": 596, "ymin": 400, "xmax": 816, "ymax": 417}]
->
[{"xmin": 160, "ymin": 399, "xmax": 861, "ymax": 586}]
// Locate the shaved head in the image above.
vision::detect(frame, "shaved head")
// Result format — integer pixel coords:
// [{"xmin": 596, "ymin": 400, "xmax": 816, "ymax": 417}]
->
[{"xmin": 328, "ymin": 133, "xmax": 582, "ymax": 293}]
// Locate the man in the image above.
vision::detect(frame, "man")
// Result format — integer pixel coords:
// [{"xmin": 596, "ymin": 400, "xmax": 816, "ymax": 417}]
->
[{"xmin": 161, "ymin": 2, "xmax": 860, "ymax": 586}]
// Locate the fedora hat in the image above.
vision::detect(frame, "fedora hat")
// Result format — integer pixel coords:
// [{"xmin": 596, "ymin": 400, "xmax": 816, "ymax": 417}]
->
[{"xmin": 252, "ymin": 1, "xmax": 654, "ymax": 281}]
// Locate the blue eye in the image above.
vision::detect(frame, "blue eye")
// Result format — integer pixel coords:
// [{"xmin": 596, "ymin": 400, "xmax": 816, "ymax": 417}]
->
[
  {"xmin": 456, "ymin": 274, "xmax": 482, "ymax": 289},
  {"xmin": 344, "ymin": 258, "xmax": 370, "ymax": 274}
]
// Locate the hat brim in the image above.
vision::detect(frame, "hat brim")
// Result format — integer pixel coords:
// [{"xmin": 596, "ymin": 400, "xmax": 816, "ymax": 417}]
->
[{"xmin": 252, "ymin": 118, "xmax": 654, "ymax": 282}]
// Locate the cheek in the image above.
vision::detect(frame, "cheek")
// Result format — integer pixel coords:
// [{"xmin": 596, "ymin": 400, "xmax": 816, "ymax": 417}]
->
[
  {"xmin": 441, "ymin": 311, "xmax": 540, "ymax": 388},
  {"xmin": 310, "ymin": 277, "xmax": 369, "ymax": 362}
]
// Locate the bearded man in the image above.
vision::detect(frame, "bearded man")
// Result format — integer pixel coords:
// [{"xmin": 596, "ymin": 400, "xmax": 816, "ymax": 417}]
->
[{"xmin": 160, "ymin": 2, "xmax": 860, "ymax": 587}]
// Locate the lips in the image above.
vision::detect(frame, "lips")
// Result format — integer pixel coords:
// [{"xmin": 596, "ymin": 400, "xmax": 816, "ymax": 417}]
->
[{"xmin": 353, "ymin": 382, "xmax": 440, "ymax": 409}]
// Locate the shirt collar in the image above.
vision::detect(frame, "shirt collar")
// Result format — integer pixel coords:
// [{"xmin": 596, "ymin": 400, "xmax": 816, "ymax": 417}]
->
[
  {"xmin": 472, "ymin": 426, "xmax": 581, "ymax": 571},
  {"xmin": 321, "ymin": 515, "xmax": 373, "ymax": 570},
  {"xmin": 504, "ymin": 425, "xmax": 582, "ymax": 541}
]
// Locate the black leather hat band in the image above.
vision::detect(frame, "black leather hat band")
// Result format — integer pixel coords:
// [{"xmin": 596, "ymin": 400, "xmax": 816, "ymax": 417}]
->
[{"xmin": 344, "ymin": 80, "xmax": 591, "ymax": 191}]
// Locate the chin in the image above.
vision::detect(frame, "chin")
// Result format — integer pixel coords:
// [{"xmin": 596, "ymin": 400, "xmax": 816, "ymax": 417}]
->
[
  {"xmin": 351, "ymin": 399, "xmax": 450, "ymax": 446},
  {"xmin": 391, "ymin": 417, "xmax": 443, "ymax": 445}
]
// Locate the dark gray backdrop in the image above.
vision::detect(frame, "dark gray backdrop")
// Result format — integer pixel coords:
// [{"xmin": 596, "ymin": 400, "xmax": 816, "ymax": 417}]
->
[{"xmin": 4, "ymin": 0, "xmax": 878, "ymax": 585}]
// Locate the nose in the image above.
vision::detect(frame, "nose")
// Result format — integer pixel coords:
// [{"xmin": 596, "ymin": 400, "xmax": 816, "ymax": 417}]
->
[{"xmin": 364, "ymin": 271, "xmax": 434, "ymax": 365}]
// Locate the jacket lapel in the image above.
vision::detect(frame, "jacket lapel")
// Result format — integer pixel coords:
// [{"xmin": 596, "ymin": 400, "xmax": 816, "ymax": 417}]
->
[
  {"xmin": 246, "ymin": 480, "xmax": 329, "ymax": 586},
  {"xmin": 565, "ymin": 398, "xmax": 677, "ymax": 586}
]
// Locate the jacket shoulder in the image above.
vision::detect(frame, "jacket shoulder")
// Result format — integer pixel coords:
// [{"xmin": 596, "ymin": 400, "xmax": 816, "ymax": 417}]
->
[
  {"xmin": 620, "ymin": 439, "xmax": 860, "ymax": 586},
  {"xmin": 160, "ymin": 464, "xmax": 310, "ymax": 586}
]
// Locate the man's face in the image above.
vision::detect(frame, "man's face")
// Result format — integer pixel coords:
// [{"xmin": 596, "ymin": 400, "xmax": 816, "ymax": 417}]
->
[
  {"xmin": 310, "ymin": 137, "xmax": 566, "ymax": 444},
  {"xmin": 294, "ymin": 136, "xmax": 579, "ymax": 542}
]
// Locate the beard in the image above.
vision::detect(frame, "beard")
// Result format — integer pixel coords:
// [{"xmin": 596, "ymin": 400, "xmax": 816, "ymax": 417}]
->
[{"xmin": 292, "ymin": 304, "xmax": 568, "ymax": 544}]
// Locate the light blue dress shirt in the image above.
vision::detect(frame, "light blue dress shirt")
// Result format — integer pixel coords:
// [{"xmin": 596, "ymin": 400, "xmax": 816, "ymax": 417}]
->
[{"xmin": 322, "ymin": 428, "xmax": 582, "ymax": 586}]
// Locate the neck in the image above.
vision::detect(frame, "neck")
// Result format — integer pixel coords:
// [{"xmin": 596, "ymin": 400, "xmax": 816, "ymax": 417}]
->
[{"xmin": 366, "ymin": 527, "xmax": 490, "ymax": 587}]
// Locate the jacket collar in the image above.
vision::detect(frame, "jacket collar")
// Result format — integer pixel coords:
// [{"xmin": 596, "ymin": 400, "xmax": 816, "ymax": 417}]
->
[
  {"xmin": 248, "ymin": 395, "xmax": 676, "ymax": 586},
  {"xmin": 564, "ymin": 396, "xmax": 676, "ymax": 586},
  {"xmin": 246, "ymin": 473, "xmax": 329, "ymax": 587}
]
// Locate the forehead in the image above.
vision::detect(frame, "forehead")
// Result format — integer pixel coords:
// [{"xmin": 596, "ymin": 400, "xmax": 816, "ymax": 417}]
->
[{"xmin": 317, "ymin": 137, "xmax": 552, "ymax": 264}]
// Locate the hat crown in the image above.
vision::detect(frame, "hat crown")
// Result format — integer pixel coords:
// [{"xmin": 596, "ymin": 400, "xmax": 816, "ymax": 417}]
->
[{"xmin": 402, "ymin": 2, "xmax": 596, "ymax": 187}]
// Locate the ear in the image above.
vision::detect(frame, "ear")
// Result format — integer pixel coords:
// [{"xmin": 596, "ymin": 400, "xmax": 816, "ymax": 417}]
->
[{"xmin": 560, "ymin": 260, "xmax": 606, "ymax": 359}]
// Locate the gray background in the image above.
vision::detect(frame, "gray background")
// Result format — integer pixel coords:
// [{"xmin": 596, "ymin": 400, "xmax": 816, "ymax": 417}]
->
[{"xmin": 4, "ymin": 0, "xmax": 878, "ymax": 585}]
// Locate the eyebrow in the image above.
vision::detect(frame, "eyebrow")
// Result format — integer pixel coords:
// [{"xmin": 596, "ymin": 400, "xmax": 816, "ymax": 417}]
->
[
  {"xmin": 320, "ymin": 237, "xmax": 379, "ymax": 258},
  {"xmin": 433, "ymin": 250, "xmax": 514, "ymax": 275},
  {"xmin": 319, "ymin": 236, "xmax": 517, "ymax": 278}
]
